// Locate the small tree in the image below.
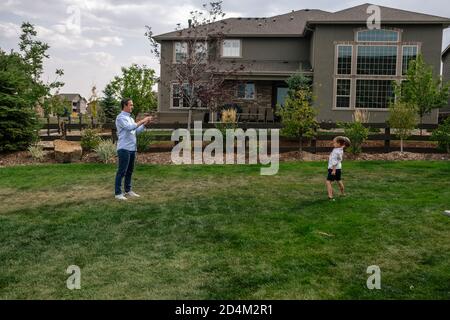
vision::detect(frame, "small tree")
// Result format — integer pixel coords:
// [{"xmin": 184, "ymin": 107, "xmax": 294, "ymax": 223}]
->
[
  {"xmin": 108, "ymin": 64, "xmax": 157, "ymax": 117},
  {"xmin": 397, "ymin": 55, "xmax": 449, "ymax": 134},
  {"xmin": 339, "ymin": 111, "xmax": 369, "ymax": 155},
  {"xmin": 388, "ymin": 102, "xmax": 418, "ymax": 153},
  {"xmin": 146, "ymin": 1, "xmax": 246, "ymax": 130},
  {"xmin": 285, "ymin": 73, "xmax": 312, "ymax": 98},
  {"xmin": 277, "ymin": 89, "xmax": 318, "ymax": 152},
  {"xmin": 101, "ymin": 83, "xmax": 119, "ymax": 123},
  {"xmin": 431, "ymin": 117, "xmax": 450, "ymax": 154}
]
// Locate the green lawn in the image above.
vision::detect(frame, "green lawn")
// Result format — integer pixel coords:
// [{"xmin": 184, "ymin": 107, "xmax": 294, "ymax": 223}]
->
[{"xmin": 0, "ymin": 161, "xmax": 449, "ymax": 299}]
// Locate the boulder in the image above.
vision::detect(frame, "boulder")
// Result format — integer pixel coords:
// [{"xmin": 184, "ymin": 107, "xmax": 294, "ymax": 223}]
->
[{"xmin": 54, "ymin": 140, "xmax": 82, "ymax": 163}]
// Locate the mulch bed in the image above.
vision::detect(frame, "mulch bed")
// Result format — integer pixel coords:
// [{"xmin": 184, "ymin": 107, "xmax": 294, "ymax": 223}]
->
[{"xmin": 1, "ymin": 150, "xmax": 449, "ymax": 167}]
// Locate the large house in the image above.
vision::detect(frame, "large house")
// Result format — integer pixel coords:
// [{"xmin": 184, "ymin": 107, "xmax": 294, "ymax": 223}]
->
[
  {"xmin": 442, "ymin": 44, "xmax": 450, "ymax": 120},
  {"xmin": 56, "ymin": 93, "xmax": 88, "ymax": 115},
  {"xmin": 153, "ymin": 3, "xmax": 450, "ymax": 124}
]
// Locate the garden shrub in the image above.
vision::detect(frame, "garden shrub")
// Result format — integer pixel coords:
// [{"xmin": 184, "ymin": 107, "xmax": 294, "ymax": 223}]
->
[
  {"xmin": 137, "ymin": 130, "xmax": 153, "ymax": 152},
  {"xmin": 81, "ymin": 128, "xmax": 102, "ymax": 151},
  {"xmin": 339, "ymin": 122, "xmax": 369, "ymax": 154},
  {"xmin": 431, "ymin": 117, "xmax": 450, "ymax": 153},
  {"xmin": 94, "ymin": 140, "xmax": 116, "ymax": 163},
  {"xmin": 28, "ymin": 144, "xmax": 45, "ymax": 161}
]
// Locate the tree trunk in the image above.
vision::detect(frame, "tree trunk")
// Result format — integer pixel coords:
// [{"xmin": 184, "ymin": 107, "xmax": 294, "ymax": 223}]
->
[
  {"xmin": 299, "ymin": 134, "xmax": 303, "ymax": 153},
  {"xmin": 420, "ymin": 116, "xmax": 423, "ymax": 136},
  {"xmin": 187, "ymin": 108, "xmax": 192, "ymax": 131},
  {"xmin": 400, "ymin": 138, "xmax": 404, "ymax": 153}
]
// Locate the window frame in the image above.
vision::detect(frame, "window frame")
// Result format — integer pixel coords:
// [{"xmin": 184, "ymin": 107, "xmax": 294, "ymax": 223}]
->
[
  {"xmin": 401, "ymin": 44, "xmax": 419, "ymax": 75},
  {"xmin": 221, "ymin": 39, "xmax": 242, "ymax": 58},
  {"xmin": 236, "ymin": 82, "xmax": 256, "ymax": 100},
  {"xmin": 170, "ymin": 82, "xmax": 208, "ymax": 110},
  {"xmin": 355, "ymin": 29, "xmax": 400, "ymax": 43},
  {"xmin": 354, "ymin": 79, "xmax": 396, "ymax": 110},
  {"xmin": 173, "ymin": 41, "xmax": 208, "ymax": 64},
  {"xmin": 334, "ymin": 78, "xmax": 352, "ymax": 109},
  {"xmin": 356, "ymin": 44, "xmax": 399, "ymax": 76},
  {"xmin": 336, "ymin": 44, "xmax": 353, "ymax": 75}
]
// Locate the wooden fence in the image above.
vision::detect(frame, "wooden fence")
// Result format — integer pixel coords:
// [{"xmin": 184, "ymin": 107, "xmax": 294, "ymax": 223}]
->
[{"xmin": 38, "ymin": 118, "xmax": 443, "ymax": 154}]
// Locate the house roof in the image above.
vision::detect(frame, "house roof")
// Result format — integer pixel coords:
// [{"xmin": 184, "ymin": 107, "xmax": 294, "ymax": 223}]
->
[
  {"xmin": 211, "ymin": 60, "xmax": 312, "ymax": 76},
  {"xmin": 307, "ymin": 3, "xmax": 450, "ymax": 25},
  {"xmin": 56, "ymin": 93, "xmax": 83, "ymax": 102},
  {"xmin": 153, "ymin": 3, "xmax": 450, "ymax": 41}
]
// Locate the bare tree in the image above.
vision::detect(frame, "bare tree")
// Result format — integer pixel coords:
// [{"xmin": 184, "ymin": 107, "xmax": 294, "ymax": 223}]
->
[{"xmin": 145, "ymin": 1, "xmax": 247, "ymax": 130}]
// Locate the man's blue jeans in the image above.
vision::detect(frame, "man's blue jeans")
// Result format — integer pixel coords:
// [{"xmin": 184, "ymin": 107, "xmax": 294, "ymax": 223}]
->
[{"xmin": 115, "ymin": 149, "xmax": 136, "ymax": 195}]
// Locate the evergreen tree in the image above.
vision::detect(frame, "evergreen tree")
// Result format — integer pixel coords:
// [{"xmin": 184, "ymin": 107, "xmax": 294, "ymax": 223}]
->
[{"xmin": 101, "ymin": 83, "xmax": 119, "ymax": 123}]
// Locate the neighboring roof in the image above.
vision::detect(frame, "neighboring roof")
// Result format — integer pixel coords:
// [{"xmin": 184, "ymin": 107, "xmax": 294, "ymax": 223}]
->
[
  {"xmin": 443, "ymin": 44, "xmax": 450, "ymax": 60},
  {"xmin": 153, "ymin": 3, "xmax": 450, "ymax": 41},
  {"xmin": 56, "ymin": 93, "xmax": 83, "ymax": 102}
]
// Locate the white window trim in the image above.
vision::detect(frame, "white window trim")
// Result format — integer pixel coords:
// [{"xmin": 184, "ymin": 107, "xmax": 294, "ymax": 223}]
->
[
  {"xmin": 169, "ymin": 82, "xmax": 208, "ymax": 110},
  {"xmin": 335, "ymin": 44, "xmax": 353, "ymax": 75},
  {"xmin": 236, "ymin": 82, "xmax": 256, "ymax": 100},
  {"xmin": 355, "ymin": 28, "xmax": 401, "ymax": 43},
  {"xmin": 221, "ymin": 39, "xmax": 242, "ymax": 58}
]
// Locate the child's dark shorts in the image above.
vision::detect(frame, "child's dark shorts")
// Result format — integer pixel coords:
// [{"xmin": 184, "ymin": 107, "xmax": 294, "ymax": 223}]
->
[{"xmin": 327, "ymin": 169, "xmax": 342, "ymax": 181}]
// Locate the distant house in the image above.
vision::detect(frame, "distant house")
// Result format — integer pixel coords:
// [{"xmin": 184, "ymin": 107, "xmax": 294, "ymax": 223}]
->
[
  {"xmin": 56, "ymin": 93, "xmax": 88, "ymax": 115},
  {"xmin": 441, "ymin": 44, "xmax": 450, "ymax": 120},
  {"xmin": 153, "ymin": 3, "xmax": 450, "ymax": 124}
]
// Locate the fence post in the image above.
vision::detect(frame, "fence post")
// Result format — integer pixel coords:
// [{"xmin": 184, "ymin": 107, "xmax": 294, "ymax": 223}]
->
[
  {"xmin": 68, "ymin": 116, "xmax": 71, "ymax": 132},
  {"xmin": 384, "ymin": 126, "xmax": 390, "ymax": 153},
  {"xmin": 311, "ymin": 138, "xmax": 317, "ymax": 154},
  {"xmin": 57, "ymin": 115, "xmax": 60, "ymax": 134},
  {"xmin": 91, "ymin": 115, "xmax": 94, "ymax": 128},
  {"xmin": 79, "ymin": 115, "xmax": 83, "ymax": 132},
  {"xmin": 47, "ymin": 116, "xmax": 50, "ymax": 136}
]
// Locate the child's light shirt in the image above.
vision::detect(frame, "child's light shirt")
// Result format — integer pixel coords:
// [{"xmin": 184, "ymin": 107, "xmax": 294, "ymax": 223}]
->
[{"xmin": 328, "ymin": 147, "xmax": 344, "ymax": 170}]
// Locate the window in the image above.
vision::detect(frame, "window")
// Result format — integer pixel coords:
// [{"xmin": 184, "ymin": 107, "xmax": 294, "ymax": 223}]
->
[
  {"xmin": 337, "ymin": 45, "xmax": 352, "ymax": 75},
  {"xmin": 357, "ymin": 46, "xmax": 397, "ymax": 75},
  {"xmin": 174, "ymin": 42, "xmax": 188, "ymax": 63},
  {"xmin": 171, "ymin": 83, "xmax": 207, "ymax": 109},
  {"xmin": 222, "ymin": 39, "xmax": 241, "ymax": 58},
  {"xmin": 356, "ymin": 80, "xmax": 395, "ymax": 109},
  {"xmin": 336, "ymin": 79, "xmax": 351, "ymax": 108},
  {"xmin": 357, "ymin": 29, "xmax": 399, "ymax": 42},
  {"xmin": 402, "ymin": 45, "xmax": 418, "ymax": 75},
  {"xmin": 237, "ymin": 82, "xmax": 255, "ymax": 100},
  {"xmin": 195, "ymin": 42, "xmax": 208, "ymax": 63}
]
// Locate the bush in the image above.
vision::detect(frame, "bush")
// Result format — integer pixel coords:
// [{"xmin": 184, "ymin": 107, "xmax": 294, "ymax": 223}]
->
[
  {"xmin": 28, "ymin": 144, "xmax": 45, "ymax": 161},
  {"xmin": 94, "ymin": 140, "xmax": 117, "ymax": 163},
  {"xmin": 81, "ymin": 128, "xmax": 102, "ymax": 151},
  {"xmin": 339, "ymin": 122, "xmax": 369, "ymax": 154},
  {"xmin": 431, "ymin": 117, "xmax": 450, "ymax": 153},
  {"xmin": 0, "ymin": 106, "xmax": 39, "ymax": 152},
  {"xmin": 137, "ymin": 130, "xmax": 153, "ymax": 152}
]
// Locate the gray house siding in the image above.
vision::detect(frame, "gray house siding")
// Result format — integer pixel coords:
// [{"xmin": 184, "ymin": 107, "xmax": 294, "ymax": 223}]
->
[
  {"xmin": 312, "ymin": 24, "xmax": 442, "ymax": 124},
  {"xmin": 441, "ymin": 50, "xmax": 450, "ymax": 114},
  {"xmin": 157, "ymin": 37, "xmax": 311, "ymax": 123}
]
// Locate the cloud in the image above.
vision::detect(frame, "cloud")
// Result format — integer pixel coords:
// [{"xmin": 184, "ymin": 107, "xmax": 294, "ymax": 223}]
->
[
  {"xmin": 0, "ymin": 22, "xmax": 20, "ymax": 38},
  {"xmin": 80, "ymin": 51, "xmax": 114, "ymax": 67}
]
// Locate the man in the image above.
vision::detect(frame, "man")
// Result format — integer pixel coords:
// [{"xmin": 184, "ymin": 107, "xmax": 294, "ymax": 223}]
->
[{"xmin": 114, "ymin": 98, "xmax": 154, "ymax": 200}]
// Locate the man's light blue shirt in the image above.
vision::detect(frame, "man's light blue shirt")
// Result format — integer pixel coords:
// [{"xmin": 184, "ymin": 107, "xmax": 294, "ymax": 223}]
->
[{"xmin": 115, "ymin": 111, "xmax": 145, "ymax": 151}]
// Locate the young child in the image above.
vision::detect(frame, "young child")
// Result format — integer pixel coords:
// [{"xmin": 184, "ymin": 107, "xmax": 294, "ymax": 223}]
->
[{"xmin": 326, "ymin": 136, "xmax": 351, "ymax": 201}]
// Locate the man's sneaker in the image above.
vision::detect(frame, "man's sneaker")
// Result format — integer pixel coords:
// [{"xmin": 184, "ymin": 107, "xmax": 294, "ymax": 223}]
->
[
  {"xmin": 115, "ymin": 194, "xmax": 128, "ymax": 201},
  {"xmin": 444, "ymin": 210, "xmax": 450, "ymax": 217},
  {"xmin": 125, "ymin": 191, "xmax": 141, "ymax": 198}
]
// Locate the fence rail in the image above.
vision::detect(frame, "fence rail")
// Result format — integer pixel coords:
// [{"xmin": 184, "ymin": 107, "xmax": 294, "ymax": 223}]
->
[{"xmin": 38, "ymin": 118, "xmax": 443, "ymax": 154}]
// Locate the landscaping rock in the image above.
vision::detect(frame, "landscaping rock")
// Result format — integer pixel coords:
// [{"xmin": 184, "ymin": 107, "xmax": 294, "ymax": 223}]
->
[{"xmin": 54, "ymin": 140, "xmax": 82, "ymax": 163}]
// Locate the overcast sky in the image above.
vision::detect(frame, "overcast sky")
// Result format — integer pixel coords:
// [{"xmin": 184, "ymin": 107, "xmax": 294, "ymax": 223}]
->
[{"xmin": 1, "ymin": 0, "xmax": 449, "ymax": 99}]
